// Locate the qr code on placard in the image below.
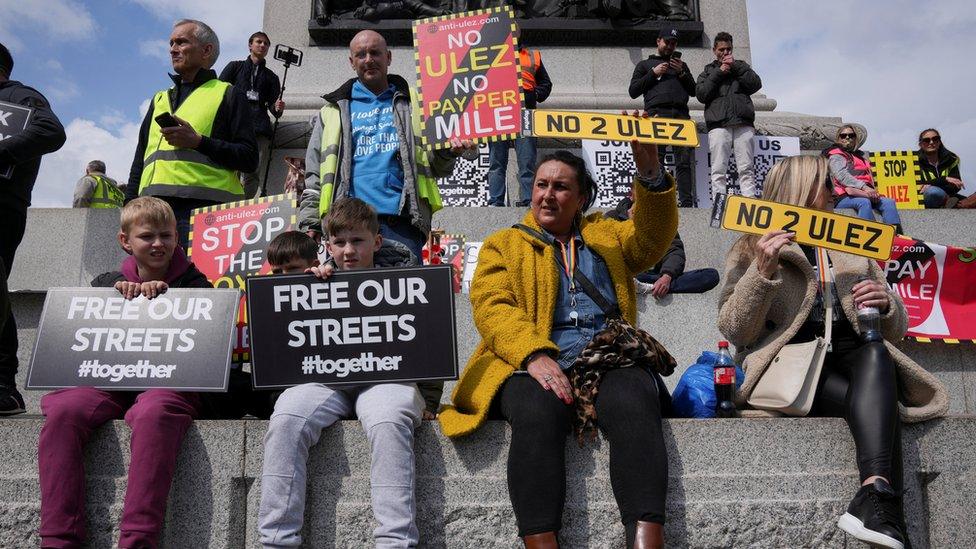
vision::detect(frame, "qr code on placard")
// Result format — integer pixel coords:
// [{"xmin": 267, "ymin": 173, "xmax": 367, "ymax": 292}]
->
[
  {"xmin": 718, "ymin": 153, "xmax": 784, "ymax": 197},
  {"xmin": 587, "ymin": 142, "xmax": 677, "ymax": 208},
  {"xmin": 437, "ymin": 143, "xmax": 489, "ymax": 207}
]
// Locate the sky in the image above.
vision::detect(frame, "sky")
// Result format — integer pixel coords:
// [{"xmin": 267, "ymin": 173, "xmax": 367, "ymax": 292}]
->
[{"xmin": 1, "ymin": 0, "xmax": 973, "ymax": 207}]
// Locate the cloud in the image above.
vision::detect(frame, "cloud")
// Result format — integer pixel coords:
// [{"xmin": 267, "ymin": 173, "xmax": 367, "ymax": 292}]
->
[
  {"xmin": 130, "ymin": 0, "xmax": 264, "ymax": 65},
  {"xmin": 747, "ymin": 0, "xmax": 976, "ymax": 189},
  {"xmin": 33, "ymin": 113, "xmax": 142, "ymax": 208},
  {"xmin": 139, "ymin": 39, "xmax": 171, "ymax": 65},
  {"xmin": 0, "ymin": 0, "xmax": 96, "ymax": 50},
  {"xmin": 37, "ymin": 58, "xmax": 79, "ymax": 103}
]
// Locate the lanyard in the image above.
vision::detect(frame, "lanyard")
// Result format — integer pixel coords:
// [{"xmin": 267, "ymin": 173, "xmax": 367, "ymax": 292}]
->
[
  {"xmin": 556, "ymin": 238, "xmax": 577, "ymax": 292},
  {"xmin": 815, "ymin": 247, "xmax": 830, "ymax": 295}
]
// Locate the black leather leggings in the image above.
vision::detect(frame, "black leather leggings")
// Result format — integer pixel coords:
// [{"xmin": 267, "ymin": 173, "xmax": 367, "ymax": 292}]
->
[
  {"xmin": 493, "ymin": 368, "xmax": 668, "ymax": 536},
  {"xmin": 811, "ymin": 341, "xmax": 903, "ymax": 490}
]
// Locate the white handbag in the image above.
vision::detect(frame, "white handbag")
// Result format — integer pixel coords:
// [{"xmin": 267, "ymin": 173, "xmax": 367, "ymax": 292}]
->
[{"xmin": 747, "ymin": 248, "xmax": 833, "ymax": 416}]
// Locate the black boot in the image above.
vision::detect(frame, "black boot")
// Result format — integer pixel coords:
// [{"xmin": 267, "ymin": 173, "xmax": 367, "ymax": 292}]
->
[{"xmin": 837, "ymin": 479, "xmax": 906, "ymax": 549}]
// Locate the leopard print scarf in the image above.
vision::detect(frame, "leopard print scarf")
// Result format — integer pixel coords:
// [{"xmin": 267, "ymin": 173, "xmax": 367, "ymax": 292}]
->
[{"xmin": 568, "ymin": 317, "xmax": 676, "ymax": 445}]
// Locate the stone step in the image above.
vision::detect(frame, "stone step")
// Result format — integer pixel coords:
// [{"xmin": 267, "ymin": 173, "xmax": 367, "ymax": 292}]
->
[
  {"xmin": 8, "ymin": 208, "xmax": 976, "ymax": 417},
  {"xmin": 0, "ymin": 417, "xmax": 973, "ymax": 548}
]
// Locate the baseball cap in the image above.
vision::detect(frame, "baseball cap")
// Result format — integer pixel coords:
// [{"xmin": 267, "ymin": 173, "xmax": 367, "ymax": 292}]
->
[{"xmin": 658, "ymin": 28, "xmax": 679, "ymax": 41}]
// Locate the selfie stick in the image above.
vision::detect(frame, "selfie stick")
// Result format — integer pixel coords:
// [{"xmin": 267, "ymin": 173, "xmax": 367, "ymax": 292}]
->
[{"xmin": 260, "ymin": 45, "xmax": 303, "ymax": 197}]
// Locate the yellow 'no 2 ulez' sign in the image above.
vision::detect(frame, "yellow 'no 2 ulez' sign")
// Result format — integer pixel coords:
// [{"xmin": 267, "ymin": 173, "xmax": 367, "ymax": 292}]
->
[
  {"xmin": 721, "ymin": 195, "xmax": 895, "ymax": 261},
  {"xmin": 522, "ymin": 109, "xmax": 699, "ymax": 148}
]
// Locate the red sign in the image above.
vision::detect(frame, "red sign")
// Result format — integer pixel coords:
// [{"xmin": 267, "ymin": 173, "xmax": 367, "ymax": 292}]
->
[
  {"xmin": 422, "ymin": 232, "xmax": 466, "ymax": 293},
  {"xmin": 413, "ymin": 7, "xmax": 522, "ymax": 149},
  {"xmin": 878, "ymin": 235, "xmax": 976, "ymax": 341},
  {"xmin": 189, "ymin": 194, "xmax": 298, "ymax": 361}
]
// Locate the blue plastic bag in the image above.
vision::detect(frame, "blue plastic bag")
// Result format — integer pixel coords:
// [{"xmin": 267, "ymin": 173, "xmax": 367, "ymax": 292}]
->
[{"xmin": 672, "ymin": 351, "xmax": 745, "ymax": 418}]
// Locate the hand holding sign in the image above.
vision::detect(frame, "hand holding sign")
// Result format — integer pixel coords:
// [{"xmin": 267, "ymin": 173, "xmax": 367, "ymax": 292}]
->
[
  {"xmin": 721, "ymin": 195, "xmax": 895, "ymax": 261},
  {"xmin": 626, "ymin": 111, "xmax": 661, "ymax": 177},
  {"xmin": 755, "ymin": 229, "xmax": 796, "ymax": 279}
]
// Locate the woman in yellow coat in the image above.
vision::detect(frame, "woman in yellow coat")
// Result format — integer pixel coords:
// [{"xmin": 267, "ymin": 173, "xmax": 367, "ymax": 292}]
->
[{"xmin": 439, "ymin": 134, "xmax": 679, "ymax": 548}]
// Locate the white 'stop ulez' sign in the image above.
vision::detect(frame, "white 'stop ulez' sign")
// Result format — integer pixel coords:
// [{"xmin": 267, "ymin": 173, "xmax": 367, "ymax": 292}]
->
[{"xmin": 27, "ymin": 288, "xmax": 240, "ymax": 391}]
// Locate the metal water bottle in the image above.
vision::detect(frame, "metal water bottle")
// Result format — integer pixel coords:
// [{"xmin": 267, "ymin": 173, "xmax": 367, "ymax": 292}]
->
[{"xmin": 856, "ymin": 275, "xmax": 883, "ymax": 343}]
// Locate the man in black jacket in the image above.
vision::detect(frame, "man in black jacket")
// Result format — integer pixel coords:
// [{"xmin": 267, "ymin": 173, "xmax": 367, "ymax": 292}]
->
[
  {"xmin": 606, "ymin": 196, "xmax": 719, "ymax": 298},
  {"xmin": 629, "ymin": 28, "xmax": 697, "ymax": 207},
  {"xmin": 0, "ymin": 42, "xmax": 66, "ymax": 413},
  {"xmin": 220, "ymin": 31, "xmax": 284, "ymax": 198},
  {"xmin": 127, "ymin": 19, "xmax": 258, "ymax": 249},
  {"xmin": 696, "ymin": 32, "xmax": 762, "ymax": 199}
]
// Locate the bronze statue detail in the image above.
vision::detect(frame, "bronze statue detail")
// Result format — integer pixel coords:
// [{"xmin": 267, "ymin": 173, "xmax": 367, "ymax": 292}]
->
[{"xmin": 313, "ymin": 0, "xmax": 694, "ymax": 23}]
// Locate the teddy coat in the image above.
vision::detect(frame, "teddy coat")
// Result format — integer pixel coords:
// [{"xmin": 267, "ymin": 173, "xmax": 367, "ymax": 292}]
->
[
  {"xmin": 438, "ymin": 179, "xmax": 678, "ymax": 437},
  {"xmin": 717, "ymin": 242, "xmax": 948, "ymax": 422}
]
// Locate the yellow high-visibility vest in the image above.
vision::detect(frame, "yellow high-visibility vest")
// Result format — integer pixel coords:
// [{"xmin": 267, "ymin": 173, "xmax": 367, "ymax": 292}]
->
[
  {"xmin": 139, "ymin": 79, "xmax": 243, "ymax": 202},
  {"xmin": 88, "ymin": 175, "xmax": 124, "ymax": 208}
]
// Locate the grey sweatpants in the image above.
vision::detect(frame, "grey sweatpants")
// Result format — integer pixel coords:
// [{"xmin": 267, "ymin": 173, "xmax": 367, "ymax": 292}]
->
[
  {"xmin": 257, "ymin": 382, "xmax": 424, "ymax": 548},
  {"xmin": 708, "ymin": 125, "xmax": 757, "ymax": 198}
]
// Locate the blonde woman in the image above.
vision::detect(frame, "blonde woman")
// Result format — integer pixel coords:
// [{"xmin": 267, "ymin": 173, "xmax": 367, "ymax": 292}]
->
[{"xmin": 718, "ymin": 155, "xmax": 947, "ymax": 549}]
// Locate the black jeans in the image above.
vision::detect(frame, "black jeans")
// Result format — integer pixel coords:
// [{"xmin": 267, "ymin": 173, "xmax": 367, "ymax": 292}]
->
[
  {"xmin": 636, "ymin": 268, "xmax": 721, "ymax": 294},
  {"xmin": 811, "ymin": 341, "xmax": 903, "ymax": 490},
  {"xmin": 0, "ymin": 202, "xmax": 27, "ymax": 387},
  {"xmin": 494, "ymin": 367, "xmax": 668, "ymax": 536},
  {"xmin": 660, "ymin": 144, "xmax": 695, "ymax": 207}
]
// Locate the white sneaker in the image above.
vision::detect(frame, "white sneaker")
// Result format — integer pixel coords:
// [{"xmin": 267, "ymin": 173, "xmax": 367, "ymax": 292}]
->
[{"xmin": 635, "ymin": 280, "xmax": 654, "ymax": 295}]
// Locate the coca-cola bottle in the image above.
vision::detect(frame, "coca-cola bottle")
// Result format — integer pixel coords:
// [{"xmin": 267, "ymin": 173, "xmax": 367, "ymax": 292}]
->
[{"xmin": 714, "ymin": 341, "xmax": 738, "ymax": 418}]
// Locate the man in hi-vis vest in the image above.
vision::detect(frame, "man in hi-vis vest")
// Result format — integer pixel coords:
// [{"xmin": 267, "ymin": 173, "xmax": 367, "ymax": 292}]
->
[
  {"xmin": 298, "ymin": 30, "xmax": 472, "ymax": 262},
  {"xmin": 126, "ymin": 19, "xmax": 257, "ymax": 248},
  {"xmin": 73, "ymin": 160, "xmax": 123, "ymax": 208},
  {"xmin": 486, "ymin": 24, "xmax": 551, "ymax": 207}
]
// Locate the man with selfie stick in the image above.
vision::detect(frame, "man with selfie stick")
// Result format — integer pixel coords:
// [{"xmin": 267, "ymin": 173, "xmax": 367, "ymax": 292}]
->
[
  {"xmin": 220, "ymin": 32, "xmax": 286, "ymax": 198},
  {"xmin": 257, "ymin": 44, "xmax": 302, "ymax": 197},
  {"xmin": 127, "ymin": 19, "xmax": 257, "ymax": 248},
  {"xmin": 629, "ymin": 27, "xmax": 697, "ymax": 206}
]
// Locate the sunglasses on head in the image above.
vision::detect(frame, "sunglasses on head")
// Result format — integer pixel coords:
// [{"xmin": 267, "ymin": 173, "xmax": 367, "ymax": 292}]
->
[
  {"xmin": 838, "ymin": 133, "xmax": 856, "ymax": 139},
  {"xmin": 920, "ymin": 136, "xmax": 941, "ymax": 144}
]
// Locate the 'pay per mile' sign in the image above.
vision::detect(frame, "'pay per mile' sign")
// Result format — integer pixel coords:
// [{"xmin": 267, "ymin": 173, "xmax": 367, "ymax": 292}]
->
[
  {"xmin": 413, "ymin": 7, "xmax": 522, "ymax": 149},
  {"xmin": 721, "ymin": 195, "xmax": 895, "ymax": 261},
  {"xmin": 523, "ymin": 110, "xmax": 699, "ymax": 147},
  {"xmin": 246, "ymin": 265, "xmax": 459, "ymax": 389}
]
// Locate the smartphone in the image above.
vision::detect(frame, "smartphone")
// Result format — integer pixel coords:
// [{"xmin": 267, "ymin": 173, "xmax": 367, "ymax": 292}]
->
[
  {"xmin": 672, "ymin": 51, "xmax": 682, "ymax": 60},
  {"xmin": 274, "ymin": 44, "xmax": 303, "ymax": 67},
  {"xmin": 154, "ymin": 112, "xmax": 180, "ymax": 129}
]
